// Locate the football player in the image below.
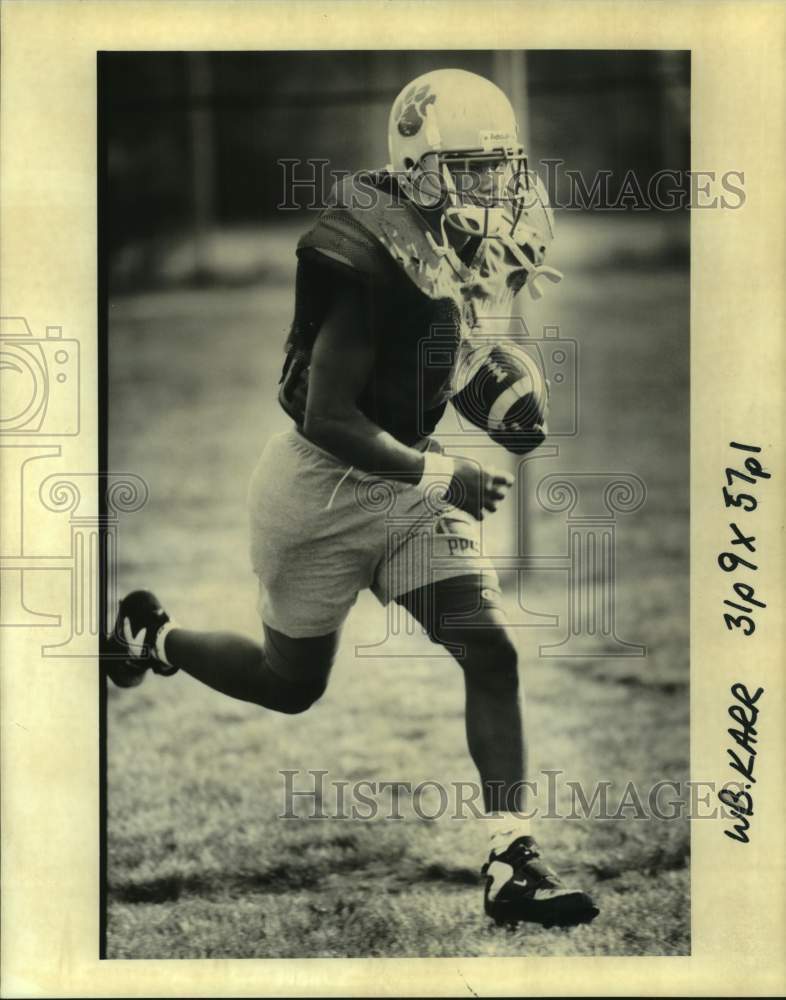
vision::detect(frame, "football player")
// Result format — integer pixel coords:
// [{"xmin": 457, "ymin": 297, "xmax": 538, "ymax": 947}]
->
[{"xmin": 107, "ymin": 68, "xmax": 598, "ymax": 929}]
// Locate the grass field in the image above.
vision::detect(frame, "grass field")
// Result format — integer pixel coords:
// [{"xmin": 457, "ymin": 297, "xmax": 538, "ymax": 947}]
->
[{"xmin": 106, "ymin": 216, "xmax": 690, "ymax": 959}]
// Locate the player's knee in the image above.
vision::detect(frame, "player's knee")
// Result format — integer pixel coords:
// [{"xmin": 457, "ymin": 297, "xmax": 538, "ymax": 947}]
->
[
  {"xmin": 274, "ymin": 676, "xmax": 328, "ymax": 715},
  {"xmin": 458, "ymin": 628, "xmax": 519, "ymax": 693},
  {"xmin": 261, "ymin": 625, "xmax": 336, "ymax": 713}
]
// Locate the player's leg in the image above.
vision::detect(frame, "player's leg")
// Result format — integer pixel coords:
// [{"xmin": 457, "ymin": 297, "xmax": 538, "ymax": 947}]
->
[
  {"xmin": 396, "ymin": 573, "xmax": 598, "ymax": 928},
  {"xmin": 105, "ymin": 589, "xmax": 338, "ymax": 714},
  {"xmin": 106, "ymin": 430, "xmax": 370, "ymax": 710},
  {"xmin": 395, "ymin": 574, "xmax": 524, "ymax": 814},
  {"xmin": 163, "ymin": 620, "xmax": 338, "ymax": 714},
  {"xmin": 375, "ymin": 483, "xmax": 526, "ymax": 815}
]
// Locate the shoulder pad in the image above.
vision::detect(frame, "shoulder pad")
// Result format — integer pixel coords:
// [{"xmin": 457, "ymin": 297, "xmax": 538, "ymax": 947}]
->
[
  {"xmin": 297, "ymin": 170, "xmax": 477, "ymax": 308},
  {"xmin": 297, "ymin": 172, "xmax": 396, "ymax": 281}
]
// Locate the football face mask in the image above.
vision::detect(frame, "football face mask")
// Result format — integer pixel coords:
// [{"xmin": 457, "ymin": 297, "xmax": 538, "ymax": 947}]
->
[
  {"xmin": 412, "ymin": 150, "xmax": 531, "ymax": 240},
  {"xmin": 415, "ymin": 154, "xmax": 562, "ymax": 303}
]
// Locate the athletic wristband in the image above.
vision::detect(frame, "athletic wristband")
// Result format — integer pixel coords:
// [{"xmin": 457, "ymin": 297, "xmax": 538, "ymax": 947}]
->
[{"xmin": 418, "ymin": 450, "xmax": 455, "ymax": 504}]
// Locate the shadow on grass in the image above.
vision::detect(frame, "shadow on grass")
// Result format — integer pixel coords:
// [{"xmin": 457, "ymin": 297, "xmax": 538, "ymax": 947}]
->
[{"xmin": 111, "ymin": 855, "xmax": 482, "ymax": 905}]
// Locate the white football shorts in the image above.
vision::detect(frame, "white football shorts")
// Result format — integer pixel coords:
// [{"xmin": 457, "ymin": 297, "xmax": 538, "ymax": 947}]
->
[{"xmin": 247, "ymin": 428, "xmax": 499, "ymax": 637}]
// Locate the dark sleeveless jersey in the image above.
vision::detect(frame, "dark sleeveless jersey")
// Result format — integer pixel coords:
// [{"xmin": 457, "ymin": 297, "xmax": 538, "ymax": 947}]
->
[{"xmin": 279, "ymin": 170, "xmax": 483, "ymax": 446}]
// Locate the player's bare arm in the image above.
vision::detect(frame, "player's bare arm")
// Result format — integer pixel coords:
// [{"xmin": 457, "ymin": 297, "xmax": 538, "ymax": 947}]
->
[
  {"xmin": 302, "ymin": 280, "xmax": 424, "ymax": 480},
  {"xmin": 303, "ymin": 282, "xmax": 514, "ymax": 520}
]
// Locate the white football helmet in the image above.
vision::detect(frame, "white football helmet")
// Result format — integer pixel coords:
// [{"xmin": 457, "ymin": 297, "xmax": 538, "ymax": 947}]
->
[
  {"xmin": 387, "ymin": 68, "xmax": 554, "ymax": 257},
  {"xmin": 387, "ymin": 68, "xmax": 561, "ymax": 300}
]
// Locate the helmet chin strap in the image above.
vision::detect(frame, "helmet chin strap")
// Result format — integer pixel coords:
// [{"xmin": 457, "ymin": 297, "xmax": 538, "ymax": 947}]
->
[
  {"xmin": 439, "ymin": 162, "xmax": 508, "ymax": 240},
  {"xmin": 444, "ymin": 204, "xmax": 508, "ymax": 239}
]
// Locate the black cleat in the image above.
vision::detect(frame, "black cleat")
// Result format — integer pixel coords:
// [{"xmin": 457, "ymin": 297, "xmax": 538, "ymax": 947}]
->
[
  {"xmin": 104, "ymin": 590, "xmax": 177, "ymax": 688},
  {"xmin": 482, "ymin": 836, "xmax": 599, "ymax": 929}
]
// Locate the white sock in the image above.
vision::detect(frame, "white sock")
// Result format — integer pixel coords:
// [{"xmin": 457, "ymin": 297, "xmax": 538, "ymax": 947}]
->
[
  {"xmin": 487, "ymin": 813, "xmax": 533, "ymax": 854},
  {"xmin": 154, "ymin": 621, "xmax": 178, "ymax": 667}
]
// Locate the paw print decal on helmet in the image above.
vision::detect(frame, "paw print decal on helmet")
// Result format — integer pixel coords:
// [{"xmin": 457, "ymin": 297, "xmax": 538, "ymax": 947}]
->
[{"xmin": 397, "ymin": 84, "xmax": 437, "ymax": 137}]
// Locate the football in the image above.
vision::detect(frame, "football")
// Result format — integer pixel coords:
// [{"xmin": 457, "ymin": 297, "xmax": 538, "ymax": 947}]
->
[{"xmin": 451, "ymin": 340, "xmax": 548, "ymax": 453}]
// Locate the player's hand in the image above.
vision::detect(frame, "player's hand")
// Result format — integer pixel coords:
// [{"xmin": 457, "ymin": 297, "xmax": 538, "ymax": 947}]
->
[{"xmin": 448, "ymin": 457, "xmax": 514, "ymax": 520}]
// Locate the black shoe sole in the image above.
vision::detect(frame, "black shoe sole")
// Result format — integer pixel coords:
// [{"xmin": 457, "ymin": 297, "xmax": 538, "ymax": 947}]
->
[
  {"xmin": 102, "ymin": 635, "xmax": 149, "ymax": 689},
  {"xmin": 488, "ymin": 891, "xmax": 599, "ymax": 930},
  {"xmin": 103, "ymin": 589, "xmax": 170, "ymax": 688}
]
